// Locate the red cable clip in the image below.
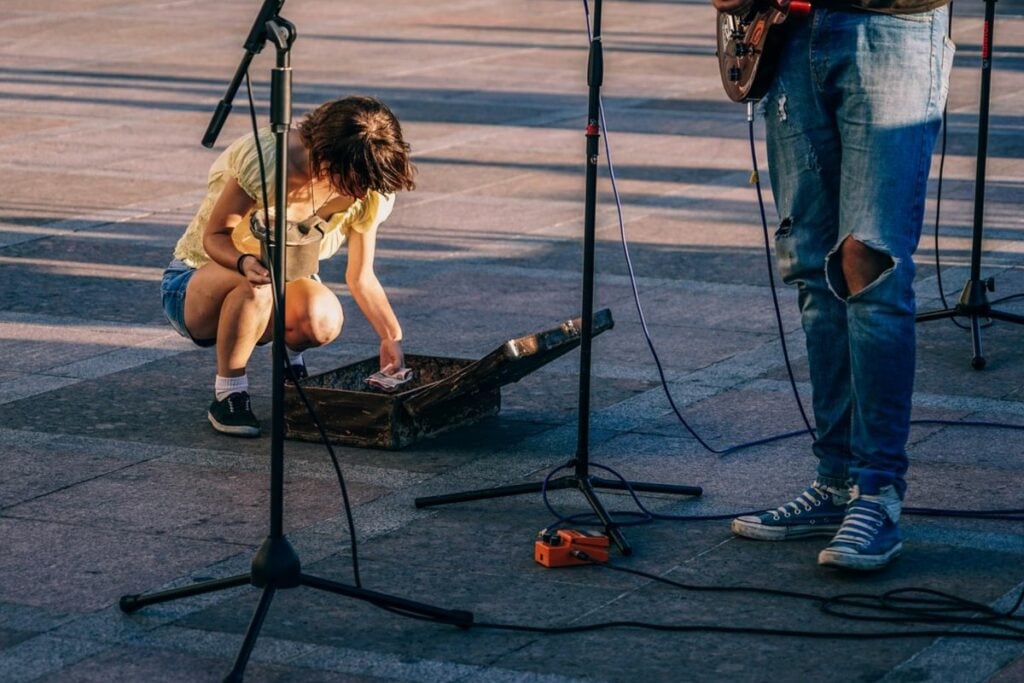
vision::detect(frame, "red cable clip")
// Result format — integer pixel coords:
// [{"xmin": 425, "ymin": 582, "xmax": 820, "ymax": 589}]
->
[{"xmin": 789, "ymin": 1, "xmax": 812, "ymax": 16}]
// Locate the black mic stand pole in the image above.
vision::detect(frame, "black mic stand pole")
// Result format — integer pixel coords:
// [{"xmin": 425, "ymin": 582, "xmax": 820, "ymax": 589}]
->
[
  {"xmin": 916, "ymin": 0, "xmax": 1024, "ymax": 369},
  {"xmin": 414, "ymin": 0, "xmax": 702, "ymax": 556},
  {"xmin": 119, "ymin": 3, "xmax": 471, "ymax": 681}
]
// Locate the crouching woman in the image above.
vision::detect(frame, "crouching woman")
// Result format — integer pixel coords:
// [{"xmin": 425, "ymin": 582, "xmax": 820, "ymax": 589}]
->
[{"xmin": 161, "ymin": 96, "xmax": 414, "ymax": 437}]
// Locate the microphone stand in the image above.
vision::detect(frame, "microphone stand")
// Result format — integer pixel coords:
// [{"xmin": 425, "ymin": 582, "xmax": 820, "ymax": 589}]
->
[
  {"xmin": 916, "ymin": 0, "xmax": 1024, "ymax": 368},
  {"xmin": 119, "ymin": 3, "xmax": 471, "ymax": 680},
  {"xmin": 414, "ymin": 0, "xmax": 702, "ymax": 556}
]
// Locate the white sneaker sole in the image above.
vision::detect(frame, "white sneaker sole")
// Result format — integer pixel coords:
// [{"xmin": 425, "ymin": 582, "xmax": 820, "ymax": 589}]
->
[
  {"xmin": 731, "ymin": 517, "xmax": 841, "ymax": 541},
  {"xmin": 818, "ymin": 542, "xmax": 903, "ymax": 571},
  {"xmin": 208, "ymin": 413, "xmax": 260, "ymax": 438}
]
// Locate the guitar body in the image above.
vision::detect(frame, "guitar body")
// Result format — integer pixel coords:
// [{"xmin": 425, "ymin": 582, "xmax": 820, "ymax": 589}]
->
[{"xmin": 717, "ymin": 2, "xmax": 801, "ymax": 103}]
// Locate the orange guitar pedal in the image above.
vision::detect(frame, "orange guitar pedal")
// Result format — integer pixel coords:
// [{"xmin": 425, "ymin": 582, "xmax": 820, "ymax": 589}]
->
[{"xmin": 534, "ymin": 529, "xmax": 610, "ymax": 567}]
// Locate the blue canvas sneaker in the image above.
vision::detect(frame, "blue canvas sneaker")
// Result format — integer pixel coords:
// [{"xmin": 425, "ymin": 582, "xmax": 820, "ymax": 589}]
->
[
  {"xmin": 818, "ymin": 479, "xmax": 903, "ymax": 571},
  {"xmin": 731, "ymin": 481, "xmax": 850, "ymax": 541}
]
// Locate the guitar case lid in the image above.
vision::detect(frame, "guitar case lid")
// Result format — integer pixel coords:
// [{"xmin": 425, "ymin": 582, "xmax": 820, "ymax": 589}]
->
[{"xmin": 402, "ymin": 308, "xmax": 614, "ymax": 416}]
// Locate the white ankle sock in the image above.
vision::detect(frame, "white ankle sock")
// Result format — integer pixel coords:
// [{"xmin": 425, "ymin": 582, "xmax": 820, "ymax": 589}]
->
[
  {"xmin": 215, "ymin": 374, "xmax": 249, "ymax": 401},
  {"xmin": 287, "ymin": 347, "xmax": 305, "ymax": 368}
]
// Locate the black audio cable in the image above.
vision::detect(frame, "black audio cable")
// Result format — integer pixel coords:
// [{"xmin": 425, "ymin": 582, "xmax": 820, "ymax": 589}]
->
[{"xmin": 365, "ymin": 546, "xmax": 1024, "ymax": 642}]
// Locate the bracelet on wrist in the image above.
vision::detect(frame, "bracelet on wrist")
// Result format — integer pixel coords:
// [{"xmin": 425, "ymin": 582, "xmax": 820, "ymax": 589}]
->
[{"xmin": 236, "ymin": 253, "xmax": 255, "ymax": 275}]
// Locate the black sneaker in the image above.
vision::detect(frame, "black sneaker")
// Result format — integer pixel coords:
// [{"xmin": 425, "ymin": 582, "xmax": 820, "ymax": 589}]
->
[{"xmin": 208, "ymin": 391, "xmax": 261, "ymax": 437}]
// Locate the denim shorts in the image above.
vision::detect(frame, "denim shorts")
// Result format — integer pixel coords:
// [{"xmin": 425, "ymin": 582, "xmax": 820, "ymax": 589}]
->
[{"xmin": 161, "ymin": 259, "xmax": 216, "ymax": 347}]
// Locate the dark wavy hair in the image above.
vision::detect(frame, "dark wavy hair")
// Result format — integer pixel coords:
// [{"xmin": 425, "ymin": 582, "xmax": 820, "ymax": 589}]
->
[{"xmin": 298, "ymin": 96, "xmax": 415, "ymax": 197}]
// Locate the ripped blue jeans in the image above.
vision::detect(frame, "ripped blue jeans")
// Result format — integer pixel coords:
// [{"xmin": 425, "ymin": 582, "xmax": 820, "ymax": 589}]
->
[{"xmin": 764, "ymin": 7, "xmax": 954, "ymax": 496}]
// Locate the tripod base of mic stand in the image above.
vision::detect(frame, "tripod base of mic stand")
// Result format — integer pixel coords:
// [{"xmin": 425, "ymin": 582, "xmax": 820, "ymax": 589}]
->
[
  {"xmin": 917, "ymin": 278, "xmax": 1024, "ymax": 370},
  {"xmin": 119, "ymin": 535, "xmax": 473, "ymax": 683},
  {"xmin": 415, "ymin": 474, "xmax": 702, "ymax": 556}
]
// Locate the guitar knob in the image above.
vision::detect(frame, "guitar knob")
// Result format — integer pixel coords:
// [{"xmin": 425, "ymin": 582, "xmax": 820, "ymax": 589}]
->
[
  {"xmin": 728, "ymin": 66, "xmax": 742, "ymax": 82},
  {"xmin": 734, "ymin": 43, "xmax": 750, "ymax": 57}
]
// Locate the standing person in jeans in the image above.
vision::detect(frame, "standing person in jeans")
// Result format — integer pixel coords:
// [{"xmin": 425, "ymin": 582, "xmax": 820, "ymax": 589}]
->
[
  {"xmin": 715, "ymin": 0, "xmax": 955, "ymax": 569},
  {"xmin": 161, "ymin": 96, "xmax": 414, "ymax": 438}
]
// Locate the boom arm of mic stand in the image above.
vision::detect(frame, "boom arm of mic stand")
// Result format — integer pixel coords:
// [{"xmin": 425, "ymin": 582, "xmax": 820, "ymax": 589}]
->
[{"xmin": 201, "ymin": 0, "xmax": 287, "ymax": 148}]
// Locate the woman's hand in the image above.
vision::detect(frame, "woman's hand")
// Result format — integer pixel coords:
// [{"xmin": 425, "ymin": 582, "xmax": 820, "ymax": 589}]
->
[
  {"xmin": 347, "ymin": 227, "xmax": 405, "ymax": 372},
  {"xmin": 380, "ymin": 338, "xmax": 404, "ymax": 373},
  {"xmin": 238, "ymin": 253, "xmax": 271, "ymax": 286}
]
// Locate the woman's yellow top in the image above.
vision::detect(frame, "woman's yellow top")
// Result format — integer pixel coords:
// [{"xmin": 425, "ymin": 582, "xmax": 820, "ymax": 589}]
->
[{"xmin": 172, "ymin": 127, "xmax": 394, "ymax": 268}]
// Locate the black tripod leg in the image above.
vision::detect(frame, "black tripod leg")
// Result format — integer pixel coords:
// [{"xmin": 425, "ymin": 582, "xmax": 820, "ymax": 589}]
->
[
  {"xmin": 414, "ymin": 477, "xmax": 574, "ymax": 508},
  {"xmin": 119, "ymin": 574, "xmax": 251, "ymax": 614},
  {"xmin": 970, "ymin": 314, "xmax": 986, "ymax": 370},
  {"xmin": 223, "ymin": 586, "xmax": 276, "ymax": 683},
  {"xmin": 916, "ymin": 307, "xmax": 957, "ymax": 323},
  {"xmin": 578, "ymin": 478, "xmax": 631, "ymax": 556},
  {"xmin": 987, "ymin": 309, "xmax": 1024, "ymax": 324},
  {"xmin": 301, "ymin": 574, "xmax": 473, "ymax": 627},
  {"xmin": 590, "ymin": 477, "xmax": 703, "ymax": 498}
]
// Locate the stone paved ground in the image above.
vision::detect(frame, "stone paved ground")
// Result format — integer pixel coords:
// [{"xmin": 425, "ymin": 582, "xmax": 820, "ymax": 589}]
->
[{"xmin": 1, "ymin": 1, "xmax": 1022, "ymax": 681}]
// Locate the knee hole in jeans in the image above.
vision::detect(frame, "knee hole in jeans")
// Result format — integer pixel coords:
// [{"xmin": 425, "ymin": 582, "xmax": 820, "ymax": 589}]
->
[{"xmin": 826, "ymin": 236, "xmax": 895, "ymax": 300}]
